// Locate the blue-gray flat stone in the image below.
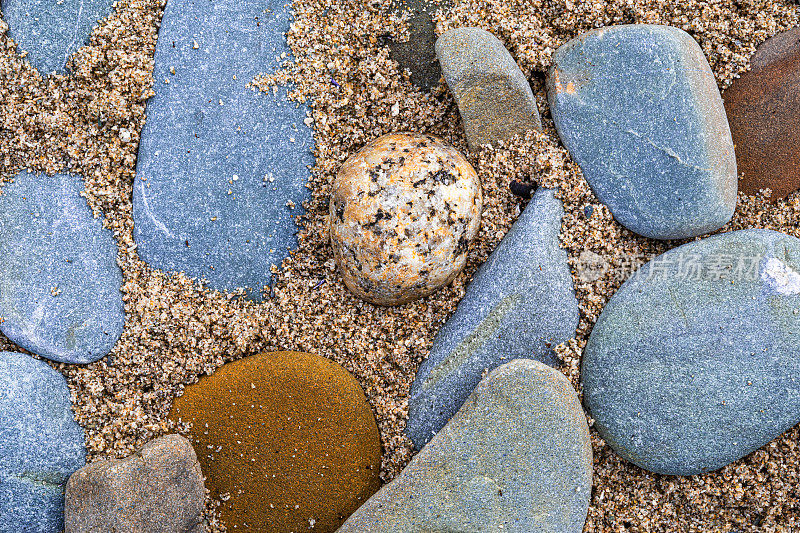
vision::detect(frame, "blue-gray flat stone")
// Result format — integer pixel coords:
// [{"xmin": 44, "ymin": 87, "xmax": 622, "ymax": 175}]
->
[
  {"xmin": 0, "ymin": 171, "xmax": 124, "ymax": 364},
  {"xmin": 3, "ymin": 0, "xmax": 115, "ymax": 74},
  {"xmin": 582, "ymin": 228, "xmax": 800, "ymax": 475},
  {"xmin": 0, "ymin": 352, "xmax": 86, "ymax": 533},
  {"xmin": 407, "ymin": 188, "xmax": 579, "ymax": 448},
  {"xmin": 339, "ymin": 360, "xmax": 592, "ymax": 533},
  {"xmin": 548, "ymin": 24, "xmax": 737, "ymax": 240},
  {"xmin": 133, "ymin": 0, "xmax": 314, "ymax": 301}
]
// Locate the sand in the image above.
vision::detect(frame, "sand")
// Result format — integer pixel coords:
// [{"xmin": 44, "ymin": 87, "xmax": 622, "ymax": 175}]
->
[{"xmin": 1, "ymin": 0, "xmax": 799, "ymax": 531}]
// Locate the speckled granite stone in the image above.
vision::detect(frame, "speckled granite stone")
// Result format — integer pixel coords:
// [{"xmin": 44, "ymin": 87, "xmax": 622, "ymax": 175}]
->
[
  {"xmin": 133, "ymin": 0, "xmax": 314, "ymax": 301},
  {"xmin": 548, "ymin": 24, "xmax": 737, "ymax": 240},
  {"xmin": 339, "ymin": 360, "xmax": 592, "ymax": 533},
  {"xmin": 3, "ymin": 0, "xmax": 115, "ymax": 74},
  {"xmin": 437, "ymin": 27, "xmax": 543, "ymax": 150},
  {"xmin": 407, "ymin": 188, "xmax": 578, "ymax": 448},
  {"xmin": 0, "ymin": 352, "xmax": 86, "ymax": 533},
  {"xmin": 0, "ymin": 171, "xmax": 124, "ymax": 364},
  {"xmin": 331, "ymin": 133, "xmax": 482, "ymax": 306},
  {"xmin": 583, "ymin": 228, "xmax": 800, "ymax": 475},
  {"xmin": 65, "ymin": 435, "xmax": 205, "ymax": 533}
]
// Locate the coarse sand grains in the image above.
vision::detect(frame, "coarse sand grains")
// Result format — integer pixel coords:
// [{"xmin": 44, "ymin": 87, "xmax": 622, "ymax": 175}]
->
[{"xmin": 1, "ymin": 0, "xmax": 800, "ymax": 531}]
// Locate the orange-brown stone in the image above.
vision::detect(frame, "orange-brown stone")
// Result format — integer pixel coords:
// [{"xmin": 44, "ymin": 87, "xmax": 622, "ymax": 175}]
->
[
  {"xmin": 723, "ymin": 28, "xmax": 800, "ymax": 200},
  {"xmin": 168, "ymin": 352, "xmax": 382, "ymax": 532}
]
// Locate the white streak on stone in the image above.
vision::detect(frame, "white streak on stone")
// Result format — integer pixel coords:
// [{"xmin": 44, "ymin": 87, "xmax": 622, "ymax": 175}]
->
[{"xmin": 762, "ymin": 257, "xmax": 800, "ymax": 295}]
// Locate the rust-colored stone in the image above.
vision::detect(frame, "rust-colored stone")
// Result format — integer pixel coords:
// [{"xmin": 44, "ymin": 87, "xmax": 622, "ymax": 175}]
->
[
  {"xmin": 724, "ymin": 29, "xmax": 800, "ymax": 200},
  {"xmin": 168, "ymin": 352, "xmax": 382, "ymax": 532}
]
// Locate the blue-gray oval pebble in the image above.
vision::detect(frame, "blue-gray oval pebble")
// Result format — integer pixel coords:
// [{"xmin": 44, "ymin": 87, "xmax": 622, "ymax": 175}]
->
[
  {"xmin": 548, "ymin": 24, "xmax": 737, "ymax": 240},
  {"xmin": 582, "ymin": 228, "xmax": 800, "ymax": 475},
  {"xmin": 0, "ymin": 171, "xmax": 124, "ymax": 364},
  {"xmin": 0, "ymin": 352, "xmax": 86, "ymax": 533}
]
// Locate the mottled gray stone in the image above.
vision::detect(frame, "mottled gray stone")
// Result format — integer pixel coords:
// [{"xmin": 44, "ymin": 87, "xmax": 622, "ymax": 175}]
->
[
  {"xmin": 0, "ymin": 171, "xmax": 124, "ymax": 364},
  {"xmin": 437, "ymin": 27, "xmax": 543, "ymax": 150},
  {"xmin": 3, "ymin": 0, "xmax": 115, "ymax": 74},
  {"xmin": 339, "ymin": 360, "xmax": 592, "ymax": 533},
  {"xmin": 582, "ymin": 228, "xmax": 800, "ymax": 476},
  {"xmin": 388, "ymin": 0, "xmax": 450, "ymax": 90},
  {"xmin": 133, "ymin": 0, "xmax": 314, "ymax": 301},
  {"xmin": 0, "ymin": 352, "xmax": 86, "ymax": 533},
  {"xmin": 548, "ymin": 24, "xmax": 737, "ymax": 240},
  {"xmin": 65, "ymin": 435, "xmax": 205, "ymax": 533},
  {"xmin": 407, "ymin": 188, "xmax": 578, "ymax": 448}
]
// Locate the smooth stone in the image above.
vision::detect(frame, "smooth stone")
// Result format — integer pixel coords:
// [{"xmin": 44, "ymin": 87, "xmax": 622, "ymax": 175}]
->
[
  {"xmin": 436, "ymin": 27, "xmax": 543, "ymax": 150},
  {"xmin": 582, "ymin": 228, "xmax": 800, "ymax": 476},
  {"xmin": 339, "ymin": 360, "xmax": 592, "ymax": 533},
  {"xmin": 388, "ymin": 0, "xmax": 450, "ymax": 90},
  {"xmin": 0, "ymin": 352, "xmax": 87, "ymax": 533},
  {"xmin": 3, "ymin": 0, "xmax": 115, "ymax": 74},
  {"xmin": 133, "ymin": 0, "xmax": 314, "ymax": 301},
  {"xmin": 723, "ymin": 28, "xmax": 800, "ymax": 200},
  {"xmin": 407, "ymin": 187, "xmax": 578, "ymax": 448},
  {"xmin": 169, "ymin": 352, "xmax": 381, "ymax": 532},
  {"xmin": 65, "ymin": 435, "xmax": 205, "ymax": 533},
  {"xmin": 331, "ymin": 132, "xmax": 482, "ymax": 306},
  {"xmin": 548, "ymin": 24, "xmax": 737, "ymax": 240},
  {"xmin": 0, "ymin": 171, "xmax": 124, "ymax": 364}
]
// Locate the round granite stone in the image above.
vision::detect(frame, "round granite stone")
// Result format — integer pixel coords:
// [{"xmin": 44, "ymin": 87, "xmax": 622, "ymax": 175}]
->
[
  {"xmin": 168, "ymin": 352, "xmax": 382, "ymax": 532},
  {"xmin": 330, "ymin": 132, "xmax": 482, "ymax": 305}
]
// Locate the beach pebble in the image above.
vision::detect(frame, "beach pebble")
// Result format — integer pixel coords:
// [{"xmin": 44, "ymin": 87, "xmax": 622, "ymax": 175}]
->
[
  {"xmin": 331, "ymin": 133, "xmax": 482, "ymax": 305},
  {"xmin": 0, "ymin": 171, "xmax": 124, "ymax": 364},
  {"xmin": 582, "ymin": 228, "xmax": 800, "ymax": 476},
  {"xmin": 65, "ymin": 435, "xmax": 205, "ymax": 533},
  {"xmin": 388, "ymin": 0, "xmax": 448, "ymax": 90},
  {"xmin": 407, "ymin": 188, "xmax": 579, "ymax": 448},
  {"xmin": 339, "ymin": 360, "xmax": 592, "ymax": 533},
  {"xmin": 724, "ymin": 28, "xmax": 800, "ymax": 200},
  {"xmin": 0, "ymin": 352, "xmax": 87, "ymax": 533},
  {"xmin": 133, "ymin": 0, "xmax": 314, "ymax": 300},
  {"xmin": 3, "ymin": 0, "xmax": 115, "ymax": 74},
  {"xmin": 548, "ymin": 24, "xmax": 737, "ymax": 240},
  {"xmin": 168, "ymin": 352, "xmax": 381, "ymax": 532},
  {"xmin": 437, "ymin": 27, "xmax": 543, "ymax": 150}
]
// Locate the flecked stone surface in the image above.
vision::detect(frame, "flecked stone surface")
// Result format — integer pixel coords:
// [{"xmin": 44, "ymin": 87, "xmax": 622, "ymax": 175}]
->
[
  {"xmin": 339, "ymin": 359, "xmax": 592, "ymax": 533},
  {"xmin": 331, "ymin": 133, "xmax": 482, "ymax": 306},
  {"xmin": 0, "ymin": 171, "xmax": 124, "ymax": 364},
  {"xmin": 133, "ymin": 0, "xmax": 314, "ymax": 301},
  {"xmin": 388, "ymin": 0, "xmax": 450, "ymax": 90},
  {"xmin": 407, "ymin": 187, "xmax": 578, "ymax": 448},
  {"xmin": 582, "ymin": 228, "xmax": 800, "ymax": 476},
  {"xmin": 168, "ymin": 352, "xmax": 381, "ymax": 532},
  {"xmin": 3, "ymin": 0, "xmax": 115, "ymax": 74},
  {"xmin": 437, "ymin": 27, "xmax": 543, "ymax": 150},
  {"xmin": 0, "ymin": 352, "xmax": 86, "ymax": 533},
  {"xmin": 65, "ymin": 434, "xmax": 205, "ymax": 533},
  {"xmin": 548, "ymin": 24, "xmax": 737, "ymax": 240},
  {"xmin": 724, "ymin": 28, "xmax": 800, "ymax": 200}
]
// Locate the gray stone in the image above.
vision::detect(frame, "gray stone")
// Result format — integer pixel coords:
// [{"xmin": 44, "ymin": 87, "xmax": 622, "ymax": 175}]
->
[
  {"xmin": 65, "ymin": 435, "xmax": 205, "ymax": 533},
  {"xmin": 339, "ymin": 360, "xmax": 592, "ymax": 533},
  {"xmin": 437, "ymin": 27, "xmax": 543, "ymax": 150},
  {"xmin": 133, "ymin": 0, "xmax": 314, "ymax": 301},
  {"xmin": 3, "ymin": 0, "xmax": 115, "ymax": 74},
  {"xmin": 548, "ymin": 24, "xmax": 737, "ymax": 240},
  {"xmin": 0, "ymin": 171, "xmax": 124, "ymax": 364},
  {"xmin": 388, "ymin": 0, "xmax": 450, "ymax": 90},
  {"xmin": 582, "ymin": 228, "xmax": 800, "ymax": 476},
  {"xmin": 407, "ymin": 188, "xmax": 578, "ymax": 448},
  {"xmin": 0, "ymin": 352, "xmax": 86, "ymax": 533}
]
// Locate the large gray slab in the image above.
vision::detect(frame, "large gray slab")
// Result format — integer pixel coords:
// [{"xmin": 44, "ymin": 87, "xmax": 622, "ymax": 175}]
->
[
  {"xmin": 407, "ymin": 188, "xmax": 578, "ymax": 448},
  {"xmin": 339, "ymin": 360, "xmax": 592, "ymax": 533},
  {"xmin": 0, "ymin": 171, "xmax": 124, "ymax": 364},
  {"xmin": 0, "ymin": 352, "xmax": 86, "ymax": 533},
  {"xmin": 548, "ymin": 24, "xmax": 737, "ymax": 240},
  {"xmin": 583, "ymin": 228, "xmax": 800, "ymax": 475},
  {"xmin": 3, "ymin": 0, "xmax": 115, "ymax": 74},
  {"xmin": 133, "ymin": 0, "xmax": 314, "ymax": 300}
]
